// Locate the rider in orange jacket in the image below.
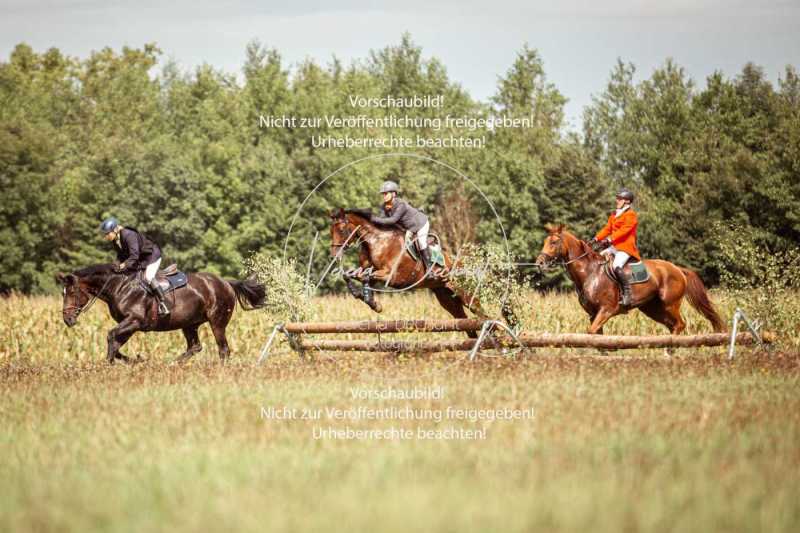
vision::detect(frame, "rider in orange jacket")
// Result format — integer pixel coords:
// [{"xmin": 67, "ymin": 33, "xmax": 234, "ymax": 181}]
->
[{"xmin": 590, "ymin": 188, "xmax": 640, "ymax": 306}]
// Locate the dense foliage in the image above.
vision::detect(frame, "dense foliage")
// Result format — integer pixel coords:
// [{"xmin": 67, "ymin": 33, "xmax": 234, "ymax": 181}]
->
[{"xmin": 1, "ymin": 35, "xmax": 797, "ymax": 294}]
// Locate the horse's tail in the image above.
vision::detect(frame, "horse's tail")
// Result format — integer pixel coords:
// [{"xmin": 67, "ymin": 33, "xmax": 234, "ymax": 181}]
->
[
  {"xmin": 228, "ymin": 278, "xmax": 266, "ymax": 311},
  {"xmin": 679, "ymin": 268, "xmax": 726, "ymax": 332}
]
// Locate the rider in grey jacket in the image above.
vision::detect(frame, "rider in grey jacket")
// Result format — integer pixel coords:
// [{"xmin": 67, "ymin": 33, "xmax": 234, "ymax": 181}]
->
[{"xmin": 370, "ymin": 180, "xmax": 434, "ymax": 273}]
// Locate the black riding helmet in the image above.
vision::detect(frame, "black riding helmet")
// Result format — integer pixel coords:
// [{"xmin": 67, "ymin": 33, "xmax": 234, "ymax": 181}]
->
[{"xmin": 616, "ymin": 188, "xmax": 634, "ymax": 203}]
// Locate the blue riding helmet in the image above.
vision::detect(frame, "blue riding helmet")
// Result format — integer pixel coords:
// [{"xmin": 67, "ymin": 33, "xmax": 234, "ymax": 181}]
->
[{"xmin": 100, "ymin": 217, "xmax": 119, "ymax": 234}]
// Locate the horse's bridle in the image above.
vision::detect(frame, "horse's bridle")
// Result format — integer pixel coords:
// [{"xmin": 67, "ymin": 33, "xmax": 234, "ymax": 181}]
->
[
  {"xmin": 63, "ymin": 275, "xmax": 113, "ymax": 322},
  {"xmin": 538, "ymin": 236, "xmax": 592, "ymax": 270},
  {"xmin": 331, "ymin": 224, "xmax": 363, "ymax": 257}
]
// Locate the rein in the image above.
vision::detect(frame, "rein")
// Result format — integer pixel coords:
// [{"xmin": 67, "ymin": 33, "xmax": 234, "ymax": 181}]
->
[
  {"xmin": 64, "ymin": 275, "xmax": 114, "ymax": 321},
  {"xmin": 540, "ymin": 248, "xmax": 592, "ymax": 269},
  {"xmin": 563, "ymin": 250, "xmax": 592, "ymax": 265}
]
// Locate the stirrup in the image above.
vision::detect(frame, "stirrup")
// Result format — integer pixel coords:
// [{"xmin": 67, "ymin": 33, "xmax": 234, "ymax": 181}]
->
[
  {"xmin": 157, "ymin": 301, "xmax": 170, "ymax": 316},
  {"xmin": 619, "ymin": 288, "xmax": 632, "ymax": 307}
]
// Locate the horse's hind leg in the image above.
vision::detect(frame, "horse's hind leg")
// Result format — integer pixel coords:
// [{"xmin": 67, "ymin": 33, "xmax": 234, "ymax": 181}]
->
[
  {"xmin": 212, "ymin": 325, "xmax": 231, "ymax": 362},
  {"xmin": 209, "ymin": 311, "xmax": 234, "ymax": 363},
  {"xmin": 447, "ymin": 283, "xmax": 488, "ymax": 319},
  {"xmin": 174, "ymin": 325, "xmax": 202, "ymax": 363},
  {"xmin": 208, "ymin": 322, "xmax": 230, "ymax": 362},
  {"xmin": 432, "ymin": 287, "xmax": 478, "ymax": 339},
  {"xmin": 639, "ymin": 299, "xmax": 686, "ymax": 356},
  {"xmin": 639, "ymin": 299, "xmax": 686, "ymax": 335}
]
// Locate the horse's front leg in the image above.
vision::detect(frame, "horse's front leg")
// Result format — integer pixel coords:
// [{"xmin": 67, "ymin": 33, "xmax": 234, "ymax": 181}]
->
[
  {"xmin": 343, "ymin": 271, "xmax": 365, "ymax": 301},
  {"xmin": 360, "ymin": 271, "xmax": 384, "ymax": 314},
  {"xmin": 107, "ymin": 317, "xmax": 142, "ymax": 364},
  {"xmin": 588, "ymin": 308, "xmax": 614, "ymax": 335}
]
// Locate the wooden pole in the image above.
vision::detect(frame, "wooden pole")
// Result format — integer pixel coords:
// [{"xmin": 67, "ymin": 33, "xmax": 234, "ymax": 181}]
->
[
  {"xmin": 282, "ymin": 318, "xmax": 487, "ymax": 334},
  {"xmin": 297, "ymin": 331, "xmax": 775, "ymax": 353}
]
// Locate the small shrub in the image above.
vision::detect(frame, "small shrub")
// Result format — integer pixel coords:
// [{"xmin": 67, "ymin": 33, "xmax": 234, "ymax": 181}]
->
[
  {"xmin": 713, "ymin": 222, "xmax": 800, "ymax": 346},
  {"xmin": 448, "ymin": 242, "xmax": 534, "ymax": 331},
  {"xmin": 242, "ymin": 252, "xmax": 311, "ymax": 322}
]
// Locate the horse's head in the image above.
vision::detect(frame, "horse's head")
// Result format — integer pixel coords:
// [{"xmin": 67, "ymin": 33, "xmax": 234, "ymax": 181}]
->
[
  {"xmin": 535, "ymin": 224, "xmax": 569, "ymax": 269},
  {"xmin": 329, "ymin": 208, "xmax": 351, "ymax": 258},
  {"xmin": 55, "ymin": 272, "xmax": 89, "ymax": 327},
  {"xmin": 329, "ymin": 208, "xmax": 371, "ymax": 258},
  {"xmin": 55, "ymin": 264, "xmax": 118, "ymax": 326}
]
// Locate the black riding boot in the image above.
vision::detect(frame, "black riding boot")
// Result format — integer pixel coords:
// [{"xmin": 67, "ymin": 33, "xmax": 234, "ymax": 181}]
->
[
  {"xmin": 150, "ymin": 279, "xmax": 170, "ymax": 316},
  {"xmin": 614, "ymin": 267, "xmax": 632, "ymax": 307},
  {"xmin": 421, "ymin": 247, "xmax": 434, "ymax": 275}
]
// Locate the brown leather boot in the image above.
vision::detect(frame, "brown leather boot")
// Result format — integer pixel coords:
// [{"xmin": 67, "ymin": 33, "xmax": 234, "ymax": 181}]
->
[{"xmin": 614, "ymin": 267, "xmax": 632, "ymax": 307}]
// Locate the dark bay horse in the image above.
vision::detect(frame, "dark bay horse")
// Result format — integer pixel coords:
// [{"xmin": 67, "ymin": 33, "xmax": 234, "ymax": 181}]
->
[
  {"xmin": 56, "ymin": 264, "xmax": 266, "ymax": 363},
  {"xmin": 329, "ymin": 208, "xmax": 486, "ymax": 337},
  {"xmin": 535, "ymin": 225, "xmax": 725, "ymax": 335}
]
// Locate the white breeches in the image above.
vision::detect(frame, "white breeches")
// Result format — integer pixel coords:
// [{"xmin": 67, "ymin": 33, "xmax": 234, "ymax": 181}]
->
[
  {"xmin": 416, "ymin": 221, "xmax": 430, "ymax": 250},
  {"xmin": 602, "ymin": 246, "xmax": 630, "ymax": 269},
  {"xmin": 144, "ymin": 258, "xmax": 162, "ymax": 283}
]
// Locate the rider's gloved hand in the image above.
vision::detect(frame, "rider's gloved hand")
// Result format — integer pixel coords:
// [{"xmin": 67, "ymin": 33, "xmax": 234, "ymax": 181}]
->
[{"xmin": 115, "ymin": 262, "xmax": 126, "ymax": 272}]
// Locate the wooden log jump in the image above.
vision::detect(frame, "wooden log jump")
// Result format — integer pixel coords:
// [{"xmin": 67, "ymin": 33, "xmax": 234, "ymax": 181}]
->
[
  {"xmin": 256, "ymin": 314, "xmax": 776, "ymax": 364},
  {"xmin": 297, "ymin": 332, "xmax": 775, "ymax": 353}
]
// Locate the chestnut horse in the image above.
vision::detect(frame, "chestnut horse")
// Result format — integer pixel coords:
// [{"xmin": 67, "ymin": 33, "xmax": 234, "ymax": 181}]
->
[
  {"xmin": 56, "ymin": 264, "xmax": 266, "ymax": 363},
  {"xmin": 535, "ymin": 225, "xmax": 725, "ymax": 335},
  {"xmin": 329, "ymin": 208, "xmax": 486, "ymax": 337}
]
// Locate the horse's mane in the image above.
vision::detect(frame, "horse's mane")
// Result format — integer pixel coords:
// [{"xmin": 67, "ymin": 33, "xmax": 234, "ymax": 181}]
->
[
  {"xmin": 344, "ymin": 208, "xmax": 372, "ymax": 219},
  {"xmin": 561, "ymin": 229, "xmax": 603, "ymax": 261},
  {"xmin": 73, "ymin": 263, "xmax": 118, "ymax": 277},
  {"xmin": 342, "ymin": 208, "xmax": 408, "ymax": 239}
]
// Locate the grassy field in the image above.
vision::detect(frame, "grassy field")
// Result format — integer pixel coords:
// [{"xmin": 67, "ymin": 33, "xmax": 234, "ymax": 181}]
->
[{"xmin": 1, "ymin": 291, "xmax": 799, "ymax": 532}]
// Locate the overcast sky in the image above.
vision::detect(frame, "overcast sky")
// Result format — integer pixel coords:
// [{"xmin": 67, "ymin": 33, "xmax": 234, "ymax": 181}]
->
[{"xmin": 2, "ymin": 0, "xmax": 798, "ymax": 129}]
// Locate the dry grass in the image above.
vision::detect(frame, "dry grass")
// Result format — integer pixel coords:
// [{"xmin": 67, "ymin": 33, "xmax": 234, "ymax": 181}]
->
[{"xmin": 1, "ymin": 290, "xmax": 799, "ymax": 532}]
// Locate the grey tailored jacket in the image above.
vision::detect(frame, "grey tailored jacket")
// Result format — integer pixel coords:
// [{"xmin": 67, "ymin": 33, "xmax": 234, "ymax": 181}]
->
[{"xmin": 370, "ymin": 199, "xmax": 428, "ymax": 233}]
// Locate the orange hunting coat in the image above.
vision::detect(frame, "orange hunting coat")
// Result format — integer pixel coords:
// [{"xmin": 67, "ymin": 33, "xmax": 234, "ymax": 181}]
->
[{"xmin": 595, "ymin": 208, "xmax": 641, "ymax": 261}]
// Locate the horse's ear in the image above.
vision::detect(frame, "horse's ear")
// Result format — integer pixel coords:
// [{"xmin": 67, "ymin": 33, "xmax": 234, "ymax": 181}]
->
[
  {"xmin": 55, "ymin": 272, "xmax": 75, "ymax": 285},
  {"xmin": 544, "ymin": 223, "xmax": 558, "ymax": 234},
  {"xmin": 557, "ymin": 224, "xmax": 565, "ymax": 233},
  {"xmin": 329, "ymin": 208, "xmax": 345, "ymax": 220}
]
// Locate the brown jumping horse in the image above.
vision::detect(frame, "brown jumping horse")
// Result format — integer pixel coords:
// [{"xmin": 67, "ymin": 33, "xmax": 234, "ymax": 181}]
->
[
  {"xmin": 329, "ymin": 208, "xmax": 487, "ymax": 337},
  {"xmin": 535, "ymin": 225, "xmax": 725, "ymax": 335},
  {"xmin": 56, "ymin": 264, "xmax": 266, "ymax": 364}
]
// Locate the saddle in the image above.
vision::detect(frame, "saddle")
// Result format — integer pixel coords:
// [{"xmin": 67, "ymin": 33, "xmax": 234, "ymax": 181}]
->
[
  {"xmin": 138, "ymin": 264, "xmax": 188, "ymax": 294},
  {"xmin": 404, "ymin": 231, "xmax": 446, "ymax": 267},
  {"xmin": 603, "ymin": 259, "xmax": 651, "ymax": 285}
]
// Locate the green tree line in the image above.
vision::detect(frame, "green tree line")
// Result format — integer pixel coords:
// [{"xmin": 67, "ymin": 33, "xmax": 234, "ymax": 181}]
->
[{"xmin": 1, "ymin": 35, "xmax": 797, "ymax": 294}]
